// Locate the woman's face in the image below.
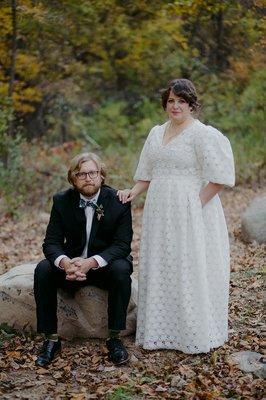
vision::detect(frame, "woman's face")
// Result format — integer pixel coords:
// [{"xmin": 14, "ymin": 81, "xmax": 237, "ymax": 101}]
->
[{"xmin": 166, "ymin": 90, "xmax": 192, "ymax": 124}]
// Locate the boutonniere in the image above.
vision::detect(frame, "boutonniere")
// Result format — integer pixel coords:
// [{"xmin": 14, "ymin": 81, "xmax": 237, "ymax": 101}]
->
[{"xmin": 95, "ymin": 204, "xmax": 104, "ymax": 221}]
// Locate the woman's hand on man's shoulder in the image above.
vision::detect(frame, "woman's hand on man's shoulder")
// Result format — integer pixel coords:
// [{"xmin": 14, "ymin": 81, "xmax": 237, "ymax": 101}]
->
[{"xmin": 117, "ymin": 189, "xmax": 136, "ymax": 204}]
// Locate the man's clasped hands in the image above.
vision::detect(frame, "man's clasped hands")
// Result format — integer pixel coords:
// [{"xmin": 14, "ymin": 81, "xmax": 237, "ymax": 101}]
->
[{"xmin": 59, "ymin": 257, "xmax": 98, "ymax": 281}]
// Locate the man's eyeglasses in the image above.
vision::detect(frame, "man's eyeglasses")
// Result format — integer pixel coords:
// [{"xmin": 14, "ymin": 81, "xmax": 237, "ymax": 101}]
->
[{"xmin": 75, "ymin": 171, "xmax": 100, "ymax": 180}]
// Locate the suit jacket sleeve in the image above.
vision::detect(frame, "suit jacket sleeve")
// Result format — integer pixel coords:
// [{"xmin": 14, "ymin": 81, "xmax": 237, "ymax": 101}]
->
[
  {"xmin": 97, "ymin": 203, "xmax": 133, "ymax": 263},
  {"xmin": 42, "ymin": 196, "xmax": 66, "ymax": 265}
]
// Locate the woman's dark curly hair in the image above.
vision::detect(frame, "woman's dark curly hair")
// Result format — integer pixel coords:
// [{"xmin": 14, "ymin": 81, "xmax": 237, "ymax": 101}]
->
[{"xmin": 161, "ymin": 78, "xmax": 200, "ymax": 111}]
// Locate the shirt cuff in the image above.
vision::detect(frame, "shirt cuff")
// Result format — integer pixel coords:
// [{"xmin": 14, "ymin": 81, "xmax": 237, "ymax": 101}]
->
[
  {"xmin": 92, "ymin": 255, "xmax": 108, "ymax": 268},
  {"xmin": 55, "ymin": 255, "xmax": 68, "ymax": 269}
]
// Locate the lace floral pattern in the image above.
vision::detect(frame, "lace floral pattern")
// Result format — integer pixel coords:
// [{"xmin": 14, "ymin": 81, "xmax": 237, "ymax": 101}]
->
[{"xmin": 134, "ymin": 120, "xmax": 235, "ymax": 353}]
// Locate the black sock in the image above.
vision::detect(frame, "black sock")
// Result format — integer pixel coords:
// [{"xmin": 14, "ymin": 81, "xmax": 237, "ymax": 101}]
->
[
  {"xmin": 108, "ymin": 330, "xmax": 120, "ymax": 339},
  {"xmin": 45, "ymin": 333, "xmax": 59, "ymax": 342}
]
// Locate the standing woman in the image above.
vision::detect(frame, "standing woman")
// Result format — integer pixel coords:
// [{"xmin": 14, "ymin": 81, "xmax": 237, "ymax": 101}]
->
[{"xmin": 118, "ymin": 79, "xmax": 235, "ymax": 354}]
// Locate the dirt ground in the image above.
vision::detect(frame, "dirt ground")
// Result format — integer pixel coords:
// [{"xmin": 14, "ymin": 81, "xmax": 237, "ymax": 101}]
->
[{"xmin": 0, "ymin": 185, "xmax": 265, "ymax": 399}]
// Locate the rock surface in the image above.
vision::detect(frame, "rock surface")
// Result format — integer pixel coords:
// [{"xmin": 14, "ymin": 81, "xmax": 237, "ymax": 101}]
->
[
  {"xmin": 241, "ymin": 196, "xmax": 266, "ymax": 244},
  {"xmin": 227, "ymin": 351, "xmax": 266, "ymax": 378},
  {"xmin": 0, "ymin": 263, "xmax": 137, "ymax": 338}
]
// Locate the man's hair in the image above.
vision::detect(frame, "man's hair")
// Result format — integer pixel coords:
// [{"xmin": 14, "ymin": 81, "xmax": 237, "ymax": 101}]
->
[{"xmin": 68, "ymin": 152, "xmax": 107, "ymax": 185}]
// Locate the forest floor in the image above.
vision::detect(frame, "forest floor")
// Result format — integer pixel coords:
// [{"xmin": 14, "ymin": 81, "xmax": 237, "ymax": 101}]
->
[{"xmin": 0, "ymin": 185, "xmax": 265, "ymax": 399}]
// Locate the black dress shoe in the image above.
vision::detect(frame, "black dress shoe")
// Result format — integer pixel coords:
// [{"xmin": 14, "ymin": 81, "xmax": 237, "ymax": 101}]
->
[
  {"xmin": 35, "ymin": 339, "xmax": 61, "ymax": 367},
  {"xmin": 106, "ymin": 338, "xmax": 129, "ymax": 365}
]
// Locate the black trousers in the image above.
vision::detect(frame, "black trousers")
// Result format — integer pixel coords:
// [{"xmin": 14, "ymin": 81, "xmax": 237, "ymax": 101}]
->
[{"xmin": 34, "ymin": 258, "xmax": 132, "ymax": 335}]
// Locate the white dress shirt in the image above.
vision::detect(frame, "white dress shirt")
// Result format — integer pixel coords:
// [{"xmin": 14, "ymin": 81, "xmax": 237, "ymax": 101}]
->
[{"xmin": 54, "ymin": 189, "xmax": 107, "ymax": 269}]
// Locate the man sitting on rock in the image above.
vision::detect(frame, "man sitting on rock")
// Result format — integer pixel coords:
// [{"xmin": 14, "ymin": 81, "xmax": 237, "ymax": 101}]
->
[{"xmin": 34, "ymin": 152, "xmax": 133, "ymax": 367}]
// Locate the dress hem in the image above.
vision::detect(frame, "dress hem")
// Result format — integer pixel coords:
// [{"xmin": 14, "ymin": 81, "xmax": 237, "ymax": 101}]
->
[{"xmin": 135, "ymin": 339, "xmax": 228, "ymax": 354}]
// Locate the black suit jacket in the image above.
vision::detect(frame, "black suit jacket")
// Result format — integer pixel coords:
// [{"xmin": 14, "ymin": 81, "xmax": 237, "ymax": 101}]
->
[{"xmin": 43, "ymin": 185, "xmax": 133, "ymax": 268}]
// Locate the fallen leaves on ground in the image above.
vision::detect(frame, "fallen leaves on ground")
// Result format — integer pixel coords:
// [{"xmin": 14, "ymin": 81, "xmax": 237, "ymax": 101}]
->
[{"xmin": 0, "ymin": 185, "xmax": 265, "ymax": 399}]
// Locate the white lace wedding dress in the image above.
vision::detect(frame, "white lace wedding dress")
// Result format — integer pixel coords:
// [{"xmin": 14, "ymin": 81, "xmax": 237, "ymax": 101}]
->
[{"xmin": 135, "ymin": 119, "xmax": 235, "ymax": 354}]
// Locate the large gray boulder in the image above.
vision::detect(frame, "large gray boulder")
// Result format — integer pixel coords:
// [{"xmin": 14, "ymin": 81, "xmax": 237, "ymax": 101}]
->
[
  {"xmin": 241, "ymin": 196, "xmax": 266, "ymax": 244},
  {"xmin": 0, "ymin": 263, "xmax": 137, "ymax": 338},
  {"xmin": 227, "ymin": 351, "xmax": 266, "ymax": 379}
]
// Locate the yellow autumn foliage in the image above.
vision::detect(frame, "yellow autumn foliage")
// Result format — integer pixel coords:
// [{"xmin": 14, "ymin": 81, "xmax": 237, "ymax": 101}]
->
[
  {"xmin": 0, "ymin": 6, "xmax": 12, "ymax": 35},
  {"xmin": 0, "ymin": 82, "xmax": 9, "ymax": 97},
  {"xmin": 0, "ymin": 45, "xmax": 10, "ymax": 66},
  {"xmin": 0, "ymin": 0, "xmax": 264, "ymax": 122},
  {"xmin": 16, "ymin": 54, "xmax": 42, "ymax": 81},
  {"xmin": 12, "ymin": 85, "xmax": 42, "ymax": 113}
]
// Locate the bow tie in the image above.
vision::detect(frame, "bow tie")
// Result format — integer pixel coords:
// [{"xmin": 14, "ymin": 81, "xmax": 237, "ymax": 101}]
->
[{"xmin": 79, "ymin": 198, "xmax": 97, "ymax": 209}]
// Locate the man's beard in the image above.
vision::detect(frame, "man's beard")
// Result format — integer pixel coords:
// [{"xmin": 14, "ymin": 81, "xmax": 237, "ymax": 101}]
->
[{"xmin": 77, "ymin": 183, "xmax": 101, "ymax": 198}]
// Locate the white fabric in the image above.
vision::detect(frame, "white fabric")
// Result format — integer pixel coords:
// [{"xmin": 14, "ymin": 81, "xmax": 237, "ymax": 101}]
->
[
  {"xmin": 54, "ymin": 254, "xmax": 67, "ymax": 269},
  {"xmin": 134, "ymin": 119, "xmax": 235, "ymax": 354},
  {"xmin": 54, "ymin": 190, "xmax": 107, "ymax": 268},
  {"xmin": 92, "ymin": 255, "xmax": 107, "ymax": 267},
  {"xmin": 80, "ymin": 193, "xmax": 99, "ymax": 258}
]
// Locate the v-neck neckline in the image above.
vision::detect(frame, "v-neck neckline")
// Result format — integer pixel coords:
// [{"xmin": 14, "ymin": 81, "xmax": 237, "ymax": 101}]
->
[{"xmin": 161, "ymin": 119, "xmax": 197, "ymax": 147}]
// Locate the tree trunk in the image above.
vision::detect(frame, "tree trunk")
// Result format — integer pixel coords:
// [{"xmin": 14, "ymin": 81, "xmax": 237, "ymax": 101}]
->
[
  {"xmin": 211, "ymin": 9, "xmax": 229, "ymax": 71},
  {"xmin": 8, "ymin": 0, "xmax": 17, "ymax": 136},
  {"xmin": 8, "ymin": 0, "xmax": 17, "ymax": 97}
]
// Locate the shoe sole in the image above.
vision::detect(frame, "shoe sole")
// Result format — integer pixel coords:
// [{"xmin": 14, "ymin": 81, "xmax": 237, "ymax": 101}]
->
[{"xmin": 112, "ymin": 356, "xmax": 129, "ymax": 365}]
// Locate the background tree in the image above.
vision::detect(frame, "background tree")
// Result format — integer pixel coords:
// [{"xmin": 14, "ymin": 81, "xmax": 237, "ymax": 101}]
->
[{"xmin": 0, "ymin": 0, "xmax": 264, "ymax": 211}]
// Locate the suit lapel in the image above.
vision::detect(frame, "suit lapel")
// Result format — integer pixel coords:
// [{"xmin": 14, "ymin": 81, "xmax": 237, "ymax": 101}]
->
[
  {"xmin": 88, "ymin": 185, "xmax": 110, "ymax": 249},
  {"xmin": 71, "ymin": 189, "xmax": 87, "ymax": 243}
]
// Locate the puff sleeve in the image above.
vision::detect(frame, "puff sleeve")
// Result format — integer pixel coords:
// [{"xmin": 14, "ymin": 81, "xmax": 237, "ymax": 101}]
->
[
  {"xmin": 194, "ymin": 125, "xmax": 235, "ymax": 187},
  {"xmin": 133, "ymin": 126, "xmax": 156, "ymax": 181}
]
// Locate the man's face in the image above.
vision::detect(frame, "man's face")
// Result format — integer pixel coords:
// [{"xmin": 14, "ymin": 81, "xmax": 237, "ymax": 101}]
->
[{"xmin": 74, "ymin": 160, "xmax": 102, "ymax": 197}]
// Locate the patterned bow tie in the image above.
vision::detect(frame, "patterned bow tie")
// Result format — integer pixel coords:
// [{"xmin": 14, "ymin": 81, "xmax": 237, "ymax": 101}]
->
[{"xmin": 79, "ymin": 198, "xmax": 97, "ymax": 209}]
